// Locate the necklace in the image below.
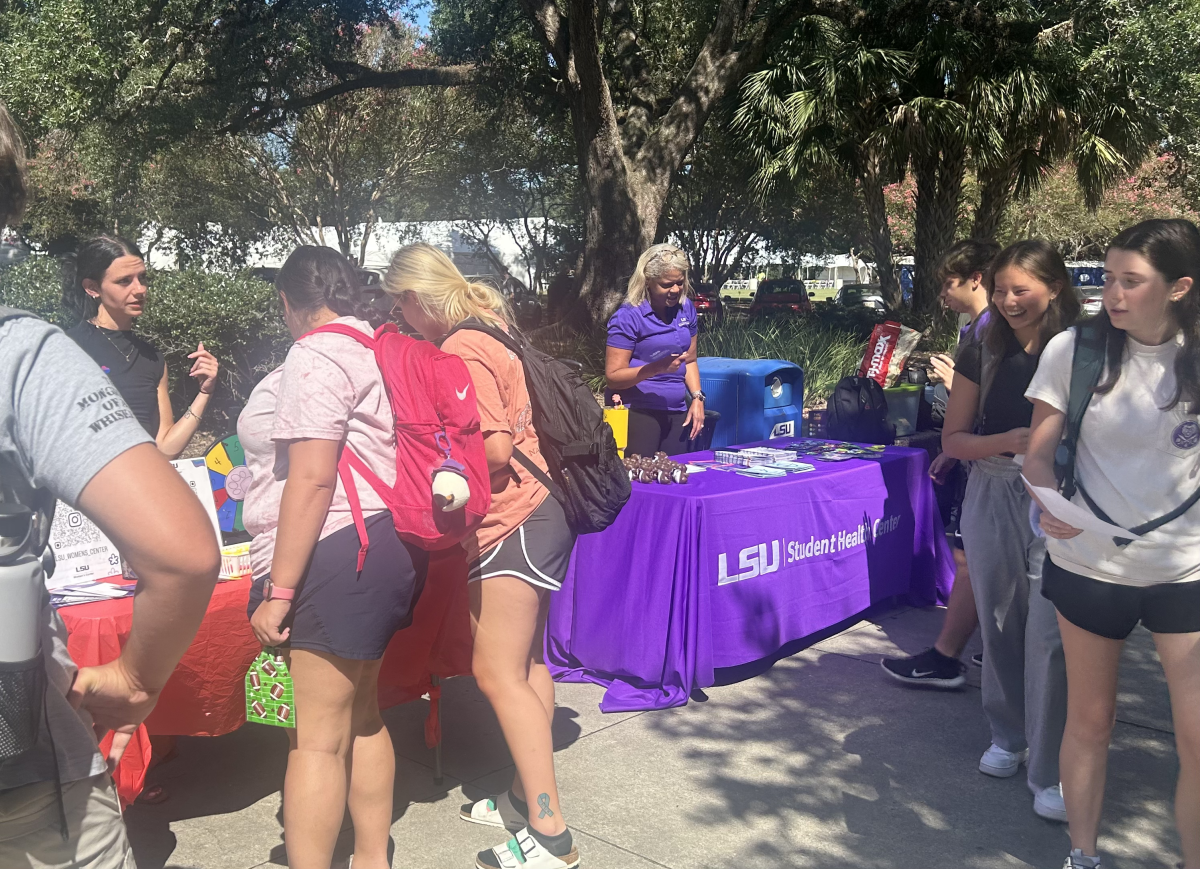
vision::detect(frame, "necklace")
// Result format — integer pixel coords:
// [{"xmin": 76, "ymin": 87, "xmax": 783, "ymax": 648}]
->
[{"xmin": 91, "ymin": 320, "xmax": 136, "ymax": 364}]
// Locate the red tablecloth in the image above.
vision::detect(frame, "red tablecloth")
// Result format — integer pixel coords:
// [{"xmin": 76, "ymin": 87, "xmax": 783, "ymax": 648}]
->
[{"xmin": 61, "ymin": 548, "xmax": 473, "ymax": 805}]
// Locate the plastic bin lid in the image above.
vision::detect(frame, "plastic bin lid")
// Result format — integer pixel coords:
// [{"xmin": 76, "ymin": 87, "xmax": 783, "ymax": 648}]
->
[{"xmin": 697, "ymin": 357, "xmax": 802, "ymax": 376}]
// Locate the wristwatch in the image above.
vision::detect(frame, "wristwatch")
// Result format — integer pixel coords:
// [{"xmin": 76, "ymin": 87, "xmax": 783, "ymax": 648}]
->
[
  {"xmin": 263, "ymin": 580, "xmax": 295, "ymax": 602},
  {"xmin": 689, "ymin": 390, "xmax": 706, "ymax": 403}
]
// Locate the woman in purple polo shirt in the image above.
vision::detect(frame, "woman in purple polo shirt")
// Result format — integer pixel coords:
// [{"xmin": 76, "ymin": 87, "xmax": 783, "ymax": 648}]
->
[{"xmin": 605, "ymin": 243, "xmax": 706, "ymax": 457}]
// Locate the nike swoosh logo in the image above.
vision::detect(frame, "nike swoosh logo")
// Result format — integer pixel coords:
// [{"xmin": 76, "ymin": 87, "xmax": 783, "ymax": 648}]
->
[
  {"xmin": 456, "ymin": 386, "xmax": 469, "ymax": 400},
  {"xmin": 911, "ymin": 670, "xmax": 935, "ymax": 678}
]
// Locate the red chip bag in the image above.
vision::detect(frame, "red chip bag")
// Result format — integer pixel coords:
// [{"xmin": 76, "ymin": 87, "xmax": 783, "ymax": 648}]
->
[
  {"xmin": 858, "ymin": 321, "xmax": 921, "ymax": 387},
  {"xmin": 859, "ymin": 322, "xmax": 901, "ymax": 385}
]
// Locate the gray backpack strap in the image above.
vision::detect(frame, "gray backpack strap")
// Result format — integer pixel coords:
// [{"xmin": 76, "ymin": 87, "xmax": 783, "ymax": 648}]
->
[
  {"xmin": 0, "ymin": 307, "xmax": 56, "ymax": 560},
  {"xmin": 1053, "ymin": 322, "xmax": 1106, "ymax": 499}
]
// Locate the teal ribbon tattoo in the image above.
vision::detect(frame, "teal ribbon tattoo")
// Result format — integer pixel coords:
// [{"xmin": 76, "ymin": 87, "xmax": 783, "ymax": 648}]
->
[{"xmin": 537, "ymin": 794, "xmax": 554, "ymax": 819}]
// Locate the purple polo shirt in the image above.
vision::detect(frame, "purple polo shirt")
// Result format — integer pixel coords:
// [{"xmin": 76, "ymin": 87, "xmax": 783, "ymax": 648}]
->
[{"xmin": 606, "ymin": 297, "xmax": 698, "ymax": 412}]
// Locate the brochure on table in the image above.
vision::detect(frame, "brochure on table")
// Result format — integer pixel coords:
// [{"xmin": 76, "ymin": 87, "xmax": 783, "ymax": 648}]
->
[{"xmin": 47, "ymin": 458, "xmax": 223, "ymax": 590}]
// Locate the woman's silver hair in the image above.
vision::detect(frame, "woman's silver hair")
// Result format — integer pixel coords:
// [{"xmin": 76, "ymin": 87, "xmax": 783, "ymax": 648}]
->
[{"xmin": 625, "ymin": 243, "xmax": 692, "ymax": 306}]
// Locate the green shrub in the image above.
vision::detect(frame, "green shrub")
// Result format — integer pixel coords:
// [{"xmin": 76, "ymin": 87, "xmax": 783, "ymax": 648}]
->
[
  {"xmin": 0, "ymin": 256, "xmax": 291, "ymax": 431},
  {"xmin": 699, "ymin": 319, "xmax": 865, "ymax": 407},
  {"xmin": 0, "ymin": 256, "xmax": 69, "ymax": 326}
]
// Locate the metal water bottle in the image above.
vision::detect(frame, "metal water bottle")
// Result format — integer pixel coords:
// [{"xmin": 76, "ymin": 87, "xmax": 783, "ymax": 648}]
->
[
  {"xmin": 0, "ymin": 503, "xmax": 42, "ymax": 663},
  {"xmin": 0, "ymin": 502, "xmax": 47, "ymax": 761}
]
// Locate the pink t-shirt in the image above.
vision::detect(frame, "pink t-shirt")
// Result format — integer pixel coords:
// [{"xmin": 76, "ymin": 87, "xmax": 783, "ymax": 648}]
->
[{"xmin": 237, "ymin": 317, "xmax": 396, "ymax": 578}]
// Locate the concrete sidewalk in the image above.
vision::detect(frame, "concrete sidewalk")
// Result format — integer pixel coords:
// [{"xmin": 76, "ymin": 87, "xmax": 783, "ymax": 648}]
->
[{"xmin": 124, "ymin": 605, "xmax": 1182, "ymax": 869}]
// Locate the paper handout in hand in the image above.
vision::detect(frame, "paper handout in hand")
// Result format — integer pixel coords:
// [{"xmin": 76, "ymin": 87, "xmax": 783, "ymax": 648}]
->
[{"xmin": 1022, "ymin": 478, "xmax": 1132, "ymax": 540}]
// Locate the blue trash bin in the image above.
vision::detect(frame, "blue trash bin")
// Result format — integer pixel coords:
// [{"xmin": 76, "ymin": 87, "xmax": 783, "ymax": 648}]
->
[{"xmin": 697, "ymin": 358, "xmax": 804, "ymax": 448}]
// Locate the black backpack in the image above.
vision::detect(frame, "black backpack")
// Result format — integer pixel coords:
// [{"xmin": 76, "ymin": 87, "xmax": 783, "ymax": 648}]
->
[
  {"xmin": 446, "ymin": 320, "xmax": 631, "ymax": 535},
  {"xmin": 826, "ymin": 375, "xmax": 895, "ymax": 445},
  {"xmin": 1055, "ymin": 320, "xmax": 1200, "ymax": 546}
]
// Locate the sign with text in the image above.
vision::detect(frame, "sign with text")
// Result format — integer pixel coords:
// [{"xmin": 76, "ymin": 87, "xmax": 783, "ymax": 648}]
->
[{"xmin": 47, "ymin": 504, "xmax": 121, "ymax": 587}]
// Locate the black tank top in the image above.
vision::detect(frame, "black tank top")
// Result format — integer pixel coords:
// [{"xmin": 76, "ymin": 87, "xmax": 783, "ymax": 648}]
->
[{"xmin": 66, "ymin": 320, "xmax": 166, "ymax": 437}]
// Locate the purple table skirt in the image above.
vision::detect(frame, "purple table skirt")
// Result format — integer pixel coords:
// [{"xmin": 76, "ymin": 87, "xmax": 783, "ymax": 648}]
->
[{"xmin": 546, "ymin": 439, "xmax": 955, "ymax": 712}]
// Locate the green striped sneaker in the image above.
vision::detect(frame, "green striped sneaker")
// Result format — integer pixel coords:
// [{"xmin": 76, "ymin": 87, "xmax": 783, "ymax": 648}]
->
[{"xmin": 460, "ymin": 792, "xmax": 527, "ymax": 832}]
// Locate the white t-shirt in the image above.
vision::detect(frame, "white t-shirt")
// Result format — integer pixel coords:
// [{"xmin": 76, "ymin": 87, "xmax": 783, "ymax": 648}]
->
[
  {"xmin": 237, "ymin": 317, "xmax": 395, "ymax": 579},
  {"xmin": 1026, "ymin": 328, "xmax": 1200, "ymax": 587}
]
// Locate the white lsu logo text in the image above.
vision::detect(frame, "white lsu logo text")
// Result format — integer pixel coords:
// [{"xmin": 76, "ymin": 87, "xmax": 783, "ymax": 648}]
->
[{"xmin": 717, "ymin": 542, "xmax": 780, "ymax": 585}]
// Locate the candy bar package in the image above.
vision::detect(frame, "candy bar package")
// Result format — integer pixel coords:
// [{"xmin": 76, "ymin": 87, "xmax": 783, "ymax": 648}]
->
[
  {"xmin": 858, "ymin": 321, "xmax": 922, "ymax": 387},
  {"xmin": 245, "ymin": 649, "xmax": 296, "ymax": 728}
]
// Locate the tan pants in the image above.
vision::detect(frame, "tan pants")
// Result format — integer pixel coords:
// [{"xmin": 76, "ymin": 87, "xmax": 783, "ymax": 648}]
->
[{"xmin": 0, "ymin": 774, "xmax": 135, "ymax": 869}]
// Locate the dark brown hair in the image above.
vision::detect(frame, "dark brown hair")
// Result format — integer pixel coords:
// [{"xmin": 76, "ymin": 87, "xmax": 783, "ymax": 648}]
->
[
  {"xmin": 61, "ymin": 236, "xmax": 145, "ymax": 324},
  {"xmin": 276, "ymin": 246, "xmax": 381, "ymax": 327},
  {"xmin": 984, "ymin": 239, "xmax": 1080, "ymax": 357},
  {"xmin": 1097, "ymin": 219, "xmax": 1200, "ymax": 412},
  {"xmin": 0, "ymin": 102, "xmax": 27, "ymax": 228},
  {"xmin": 934, "ymin": 239, "xmax": 1001, "ymax": 285}
]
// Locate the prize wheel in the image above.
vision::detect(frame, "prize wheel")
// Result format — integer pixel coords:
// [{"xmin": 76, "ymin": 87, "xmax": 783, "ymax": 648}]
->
[{"xmin": 204, "ymin": 434, "xmax": 252, "ymax": 534}]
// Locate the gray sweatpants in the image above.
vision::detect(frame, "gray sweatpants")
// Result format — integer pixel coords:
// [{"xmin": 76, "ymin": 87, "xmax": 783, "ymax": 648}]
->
[{"xmin": 960, "ymin": 456, "xmax": 1067, "ymax": 790}]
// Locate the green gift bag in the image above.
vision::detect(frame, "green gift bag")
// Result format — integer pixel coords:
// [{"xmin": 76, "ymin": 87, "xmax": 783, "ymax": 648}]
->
[{"xmin": 245, "ymin": 649, "xmax": 296, "ymax": 728}]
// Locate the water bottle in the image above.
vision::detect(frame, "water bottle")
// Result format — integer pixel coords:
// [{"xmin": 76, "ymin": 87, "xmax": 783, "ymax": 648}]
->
[
  {"xmin": 0, "ymin": 504, "xmax": 41, "ymax": 663},
  {"xmin": 0, "ymin": 503, "xmax": 46, "ymax": 760}
]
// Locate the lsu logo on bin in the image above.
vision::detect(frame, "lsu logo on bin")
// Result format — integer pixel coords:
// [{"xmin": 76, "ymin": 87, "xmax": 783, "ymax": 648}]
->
[{"xmin": 717, "ymin": 541, "xmax": 780, "ymax": 585}]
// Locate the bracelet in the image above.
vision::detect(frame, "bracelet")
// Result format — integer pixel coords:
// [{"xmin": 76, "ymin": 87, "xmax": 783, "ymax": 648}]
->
[{"xmin": 183, "ymin": 407, "xmax": 202, "ymax": 422}]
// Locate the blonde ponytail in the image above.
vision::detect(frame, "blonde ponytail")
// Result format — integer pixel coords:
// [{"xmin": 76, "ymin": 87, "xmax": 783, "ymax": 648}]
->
[{"xmin": 383, "ymin": 243, "xmax": 512, "ymax": 331}]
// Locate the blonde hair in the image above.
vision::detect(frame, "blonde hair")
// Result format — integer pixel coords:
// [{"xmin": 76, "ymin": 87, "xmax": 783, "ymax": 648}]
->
[
  {"xmin": 383, "ymin": 243, "xmax": 511, "ymax": 330},
  {"xmin": 625, "ymin": 243, "xmax": 693, "ymax": 306}
]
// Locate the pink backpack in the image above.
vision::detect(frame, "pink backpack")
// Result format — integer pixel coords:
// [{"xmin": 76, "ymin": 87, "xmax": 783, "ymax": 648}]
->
[{"xmin": 307, "ymin": 323, "xmax": 491, "ymax": 564}]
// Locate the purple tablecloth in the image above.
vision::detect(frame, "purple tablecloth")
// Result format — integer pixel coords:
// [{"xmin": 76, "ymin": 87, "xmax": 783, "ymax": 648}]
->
[{"xmin": 546, "ymin": 439, "xmax": 955, "ymax": 712}]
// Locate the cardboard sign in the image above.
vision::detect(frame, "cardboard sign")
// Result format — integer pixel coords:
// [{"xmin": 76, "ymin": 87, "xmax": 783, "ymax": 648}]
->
[
  {"xmin": 171, "ymin": 457, "xmax": 222, "ymax": 543},
  {"xmin": 47, "ymin": 504, "xmax": 122, "ymax": 587}
]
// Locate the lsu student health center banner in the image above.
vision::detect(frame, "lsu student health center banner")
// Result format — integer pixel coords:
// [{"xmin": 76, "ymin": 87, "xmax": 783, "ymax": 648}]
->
[
  {"xmin": 547, "ymin": 451, "xmax": 947, "ymax": 711},
  {"xmin": 699, "ymin": 463, "xmax": 913, "ymax": 670}
]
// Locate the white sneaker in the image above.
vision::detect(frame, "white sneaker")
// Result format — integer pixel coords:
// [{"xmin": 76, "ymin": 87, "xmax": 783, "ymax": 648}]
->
[
  {"xmin": 1033, "ymin": 783, "xmax": 1068, "ymax": 822},
  {"xmin": 461, "ymin": 791, "xmax": 527, "ymax": 832},
  {"xmin": 476, "ymin": 827, "xmax": 579, "ymax": 869},
  {"xmin": 978, "ymin": 743, "xmax": 1027, "ymax": 777},
  {"xmin": 1063, "ymin": 848, "xmax": 1101, "ymax": 868}
]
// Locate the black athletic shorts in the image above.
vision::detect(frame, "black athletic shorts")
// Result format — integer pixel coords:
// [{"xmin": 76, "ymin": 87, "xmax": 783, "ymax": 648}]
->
[
  {"xmin": 1041, "ymin": 554, "xmax": 1200, "ymax": 640},
  {"xmin": 248, "ymin": 512, "xmax": 428, "ymax": 660},
  {"xmin": 468, "ymin": 495, "xmax": 576, "ymax": 591}
]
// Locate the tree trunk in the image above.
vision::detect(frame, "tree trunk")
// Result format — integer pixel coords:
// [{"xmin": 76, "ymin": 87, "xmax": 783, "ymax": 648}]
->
[
  {"xmin": 521, "ymin": 0, "xmax": 809, "ymax": 328},
  {"xmin": 912, "ymin": 142, "xmax": 967, "ymax": 315},
  {"xmin": 572, "ymin": 136, "xmax": 661, "ymax": 327},
  {"xmin": 860, "ymin": 156, "xmax": 900, "ymax": 308},
  {"xmin": 972, "ymin": 162, "xmax": 1014, "ymax": 241}
]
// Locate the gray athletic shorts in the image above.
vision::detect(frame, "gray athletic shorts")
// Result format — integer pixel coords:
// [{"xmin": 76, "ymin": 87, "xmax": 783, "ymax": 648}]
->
[{"xmin": 468, "ymin": 495, "xmax": 575, "ymax": 591}]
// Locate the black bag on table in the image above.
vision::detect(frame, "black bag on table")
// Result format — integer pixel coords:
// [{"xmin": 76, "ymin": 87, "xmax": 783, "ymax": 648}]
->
[
  {"xmin": 825, "ymin": 375, "xmax": 895, "ymax": 445},
  {"xmin": 446, "ymin": 319, "xmax": 631, "ymax": 534}
]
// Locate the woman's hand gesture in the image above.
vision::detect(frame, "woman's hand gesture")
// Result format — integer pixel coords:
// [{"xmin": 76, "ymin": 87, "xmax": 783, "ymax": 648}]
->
[
  {"xmin": 643, "ymin": 351, "xmax": 688, "ymax": 378},
  {"xmin": 684, "ymin": 397, "xmax": 705, "ymax": 441},
  {"xmin": 930, "ymin": 353, "xmax": 955, "ymax": 391},
  {"xmin": 188, "ymin": 342, "xmax": 220, "ymax": 395}
]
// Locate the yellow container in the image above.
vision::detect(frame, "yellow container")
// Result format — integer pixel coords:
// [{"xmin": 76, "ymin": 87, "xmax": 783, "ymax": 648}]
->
[{"xmin": 603, "ymin": 406, "xmax": 629, "ymax": 458}]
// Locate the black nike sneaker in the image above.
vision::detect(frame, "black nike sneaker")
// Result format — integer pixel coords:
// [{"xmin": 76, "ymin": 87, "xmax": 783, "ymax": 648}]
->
[{"xmin": 880, "ymin": 647, "xmax": 966, "ymax": 689}]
